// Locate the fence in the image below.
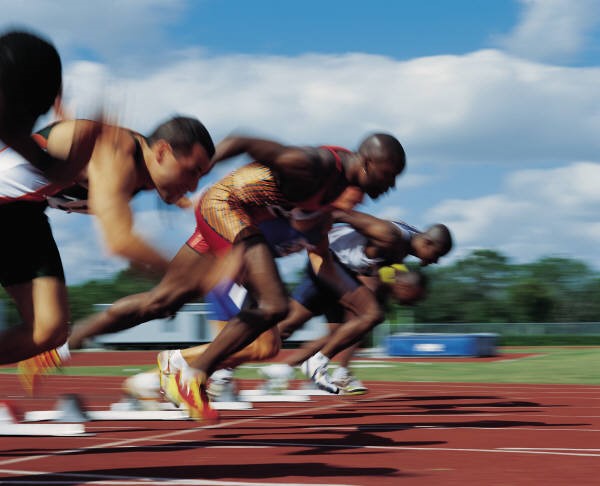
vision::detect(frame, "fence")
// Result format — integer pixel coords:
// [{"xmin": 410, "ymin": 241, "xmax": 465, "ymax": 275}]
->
[{"xmin": 90, "ymin": 303, "xmax": 327, "ymax": 348}]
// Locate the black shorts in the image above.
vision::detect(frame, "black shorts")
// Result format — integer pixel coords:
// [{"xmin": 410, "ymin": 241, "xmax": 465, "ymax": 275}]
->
[
  {"xmin": 291, "ymin": 257, "xmax": 360, "ymax": 323},
  {"xmin": 0, "ymin": 202, "xmax": 64, "ymax": 286}
]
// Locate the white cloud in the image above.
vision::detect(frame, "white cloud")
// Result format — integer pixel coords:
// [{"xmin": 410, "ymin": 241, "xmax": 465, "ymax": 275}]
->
[
  {"xmin": 6, "ymin": 1, "xmax": 598, "ymax": 282},
  {"xmin": 61, "ymin": 49, "xmax": 600, "ymax": 166},
  {"xmin": 0, "ymin": 0, "xmax": 187, "ymax": 66},
  {"xmin": 47, "ymin": 46, "xmax": 600, "ymax": 281},
  {"xmin": 426, "ymin": 161, "xmax": 600, "ymax": 267},
  {"xmin": 495, "ymin": 0, "xmax": 600, "ymax": 63}
]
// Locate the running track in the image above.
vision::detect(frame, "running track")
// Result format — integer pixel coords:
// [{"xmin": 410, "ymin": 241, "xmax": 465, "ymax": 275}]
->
[{"xmin": 1, "ymin": 354, "xmax": 599, "ymax": 485}]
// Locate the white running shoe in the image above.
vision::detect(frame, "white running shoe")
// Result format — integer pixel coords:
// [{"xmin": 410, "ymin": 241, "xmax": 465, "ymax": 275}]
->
[
  {"xmin": 207, "ymin": 377, "xmax": 240, "ymax": 402},
  {"xmin": 300, "ymin": 358, "xmax": 339, "ymax": 394},
  {"xmin": 259, "ymin": 364, "xmax": 294, "ymax": 393},
  {"xmin": 333, "ymin": 374, "xmax": 369, "ymax": 395},
  {"xmin": 122, "ymin": 371, "xmax": 161, "ymax": 400}
]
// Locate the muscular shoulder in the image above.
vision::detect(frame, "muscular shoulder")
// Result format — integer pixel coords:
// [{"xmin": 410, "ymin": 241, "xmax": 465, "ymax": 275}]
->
[
  {"xmin": 81, "ymin": 123, "xmax": 140, "ymax": 194},
  {"xmin": 276, "ymin": 146, "xmax": 338, "ymax": 201}
]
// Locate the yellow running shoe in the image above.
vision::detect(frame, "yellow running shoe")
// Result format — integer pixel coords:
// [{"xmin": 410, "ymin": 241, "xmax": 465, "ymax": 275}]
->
[
  {"xmin": 174, "ymin": 370, "xmax": 219, "ymax": 423},
  {"xmin": 18, "ymin": 348, "xmax": 64, "ymax": 396}
]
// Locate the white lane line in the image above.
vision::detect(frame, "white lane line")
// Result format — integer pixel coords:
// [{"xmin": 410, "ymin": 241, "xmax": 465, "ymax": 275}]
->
[
  {"xmin": 0, "ymin": 391, "xmax": 403, "ymax": 468},
  {"xmin": 499, "ymin": 447, "xmax": 600, "ymax": 451},
  {"xmin": 0, "ymin": 468, "xmax": 354, "ymax": 485},
  {"xmin": 198, "ymin": 440, "xmax": 600, "ymax": 458}
]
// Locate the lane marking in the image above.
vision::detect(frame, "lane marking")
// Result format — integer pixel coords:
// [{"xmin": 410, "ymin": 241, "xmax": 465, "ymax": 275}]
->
[
  {"xmin": 0, "ymin": 392, "xmax": 402, "ymax": 468},
  {"xmin": 0, "ymin": 468, "xmax": 354, "ymax": 485}
]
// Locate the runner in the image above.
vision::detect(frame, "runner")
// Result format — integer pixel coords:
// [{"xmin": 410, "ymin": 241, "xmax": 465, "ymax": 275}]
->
[
  {"xmin": 0, "ymin": 29, "xmax": 97, "ymax": 183},
  {"xmin": 5, "ymin": 116, "xmax": 215, "ymax": 388},
  {"xmin": 47, "ymin": 133, "xmax": 406, "ymax": 421},
  {"xmin": 194, "ymin": 212, "xmax": 450, "ymax": 398}
]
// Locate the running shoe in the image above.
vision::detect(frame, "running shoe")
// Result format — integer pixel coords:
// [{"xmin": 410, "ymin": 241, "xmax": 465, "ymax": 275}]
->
[
  {"xmin": 157, "ymin": 351, "xmax": 182, "ymax": 407},
  {"xmin": 258, "ymin": 364, "xmax": 294, "ymax": 394},
  {"xmin": 333, "ymin": 374, "xmax": 369, "ymax": 395},
  {"xmin": 207, "ymin": 377, "xmax": 239, "ymax": 402},
  {"xmin": 300, "ymin": 359, "xmax": 339, "ymax": 394},
  {"xmin": 122, "ymin": 371, "xmax": 162, "ymax": 409},
  {"xmin": 17, "ymin": 348, "xmax": 64, "ymax": 395},
  {"xmin": 174, "ymin": 370, "xmax": 219, "ymax": 423}
]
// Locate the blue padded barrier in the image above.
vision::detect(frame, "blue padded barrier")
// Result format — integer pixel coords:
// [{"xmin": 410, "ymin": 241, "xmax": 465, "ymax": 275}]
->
[{"xmin": 385, "ymin": 333, "xmax": 498, "ymax": 357}]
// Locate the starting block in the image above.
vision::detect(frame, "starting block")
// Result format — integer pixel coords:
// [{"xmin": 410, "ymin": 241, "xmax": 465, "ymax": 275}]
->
[
  {"xmin": 24, "ymin": 394, "xmax": 253, "ymax": 423},
  {"xmin": 0, "ymin": 401, "xmax": 88, "ymax": 436},
  {"xmin": 239, "ymin": 389, "xmax": 311, "ymax": 402},
  {"xmin": 111, "ymin": 397, "xmax": 253, "ymax": 412}
]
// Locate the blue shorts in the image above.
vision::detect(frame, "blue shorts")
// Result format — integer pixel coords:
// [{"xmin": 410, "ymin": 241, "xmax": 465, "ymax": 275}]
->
[{"xmin": 205, "ymin": 280, "xmax": 253, "ymax": 321}]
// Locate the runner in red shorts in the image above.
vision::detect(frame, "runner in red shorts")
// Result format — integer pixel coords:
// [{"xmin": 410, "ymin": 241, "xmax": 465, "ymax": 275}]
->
[{"xmin": 45, "ymin": 133, "xmax": 406, "ymax": 421}]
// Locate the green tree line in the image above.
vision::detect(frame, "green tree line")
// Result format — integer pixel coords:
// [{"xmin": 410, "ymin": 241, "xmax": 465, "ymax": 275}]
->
[
  {"xmin": 408, "ymin": 249, "xmax": 600, "ymax": 323},
  {"xmin": 2, "ymin": 249, "xmax": 599, "ymax": 327}
]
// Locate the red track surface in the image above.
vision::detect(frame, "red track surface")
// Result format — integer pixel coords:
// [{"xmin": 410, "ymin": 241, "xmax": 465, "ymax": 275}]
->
[{"xmin": 1, "ymin": 353, "xmax": 599, "ymax": 485}]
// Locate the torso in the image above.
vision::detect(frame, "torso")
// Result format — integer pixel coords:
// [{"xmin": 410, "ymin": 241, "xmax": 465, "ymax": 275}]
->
[
  {"xmin": 0, "ymin": 123, "xmax": 147, "ymax": 212},
  {"xmin": 329, "ymin": 222, "xmax": 419, "ymax": 275},
  {"xmin": 0, "ymin": 125, "xmax": 65, "ymax": 206}
]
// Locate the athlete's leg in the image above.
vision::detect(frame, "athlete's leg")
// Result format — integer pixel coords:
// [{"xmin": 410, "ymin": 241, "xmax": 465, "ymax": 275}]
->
[
  {"xmin": 1, "ymin": 203, "xmax": 69, "ymax": 366},
  {"xmin": 277, "ymin": 300, "xmax": 317, "ymax": 341},
  {"xmin": 334, "ymin": 341, "xmax": 360, "ymax": 368},
  {"xmin": 317, "ymin": 285, "xmax": 383, "ymax": 359},
  {"xmin": 179, "ymin": 325, "xmax": 281, "ymax": 370},
  {"xmin": 185, "ymin": 237, "xmax": 289, "ymax": 376},
  {"xmin": 328, "ymin": 323, "xmax": 368, "ymax": 394},
  {"xmin": 0, "ymin": 276, "xmax": 69, "ymax": 364},
  {"xmin": 294, "ymin": 259, "xmax": 382, "ymax": 393},
  {"xmin": 68, "ymin": 244, "xmax": 221, "ymax": 349}
]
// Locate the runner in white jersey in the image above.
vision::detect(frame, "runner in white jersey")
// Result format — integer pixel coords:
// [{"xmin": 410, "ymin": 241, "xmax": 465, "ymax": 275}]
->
[
  {"xmin": 257, "ymin": 211, "xmax": 452, "ymax": 394},
  {"xmin": 2, "ymin": 116, "xmax": 217, "ymax": 392},
  {"xmin": 122, "ymin": 209, "xmax": 448, "ymax": 402},
  {"xmin": 327, "ymin": 220, "xmax": 419, "ymax": 275}
]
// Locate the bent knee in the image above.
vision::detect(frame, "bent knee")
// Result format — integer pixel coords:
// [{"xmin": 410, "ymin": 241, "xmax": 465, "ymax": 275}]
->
[
  {"xmin": 260, "ymin": 301, "xmax": 289, "ymax": 328},
  {"xmin": 32, "ymin": 318, "xmax": 69, "ymax": 349},
  {"xmin": 239, "ymin": 300, "xmax": 289, "ymax": 330},
  {"xmin": 356, "ymin": 308, "xmax": 385, "ymax": 331},
  {"xmin": 247, "ymin": 329, "xmax": 281, "ymax": 361},
  {"xmin": 144, "ymin": 285, "xmax": 196, "ymax": 319}
]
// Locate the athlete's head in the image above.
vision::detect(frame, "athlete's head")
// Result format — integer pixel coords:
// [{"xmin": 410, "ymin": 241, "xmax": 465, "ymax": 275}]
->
[
  {"xmin": 379, "ymin": 265, "xmax": 428, "ymax": 304},
  {"xmin": 146, "ymin": 116, "xmax": 215, "ymax": 204},
  {"xmin": 356, "ymin": 133, "xmax": 405, "ymax": 199},
  {"xmin": 0, "ymin": 29, "xmax": 62, "ymax": 135},
  {"xmin": 412, "ymin": 224, "xmax": 453, "ymax": 266}
]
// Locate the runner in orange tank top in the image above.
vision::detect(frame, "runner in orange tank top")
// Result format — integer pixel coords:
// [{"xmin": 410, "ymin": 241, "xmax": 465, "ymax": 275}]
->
[{"xmin": 57, "ymin": 132, "xmax": 406, "ymax": 422}]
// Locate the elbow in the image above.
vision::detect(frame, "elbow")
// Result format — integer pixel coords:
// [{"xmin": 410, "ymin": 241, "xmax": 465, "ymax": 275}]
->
[{"xmin": 105, "ymin": 235, "xmax": 129, "ymax": 259}]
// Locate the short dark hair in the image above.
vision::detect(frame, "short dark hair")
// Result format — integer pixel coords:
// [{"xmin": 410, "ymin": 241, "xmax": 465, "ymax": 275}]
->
[
  {"xmin": 0, "ymin": 30, "xmax": 62, "ymax": 121},
  {"xmin": 424, "ymin": 223, "xmax": 453, "ymax": 256},
  {"xmin": 359, "ymin": 133, "xmax": 406, "ymax": 173},
  {"xmin": 148, "ymin": 116, "xmax": 215, "ymax": 159},
  {"xmin": 398, "ymin": 269, "xmax": 429, "ymax": 290}
]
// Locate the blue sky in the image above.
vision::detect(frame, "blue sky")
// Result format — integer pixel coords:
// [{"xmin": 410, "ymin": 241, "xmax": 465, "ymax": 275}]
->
[{"xmin": 2, "ymin": 0, "xmax": 600, "ymax": 283}]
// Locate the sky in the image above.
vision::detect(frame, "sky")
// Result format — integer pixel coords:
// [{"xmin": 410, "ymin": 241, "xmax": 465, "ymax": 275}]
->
[{"xmin": 2, "ymin": 0, "xmax": 600, "ymax": 284}]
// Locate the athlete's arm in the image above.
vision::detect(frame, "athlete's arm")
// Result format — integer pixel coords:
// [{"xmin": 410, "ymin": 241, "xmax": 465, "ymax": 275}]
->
[
  {"xmin": 332, "ymin": 208, "xmax": 406, "ymax": 253},
  {"xmin": 212, "ymin": 136, "xmax": 321, "ymax": 186},
  {"xmin": 5, "ymin": 119, "xmax": 103, "ymax": 184},
  {"xmin": 85, "ymin": 128, "xmax": 169, "ymax": 274},
  {"xmin": 305, "ymin": 232, "xmax": 358, "ymax": 299}
]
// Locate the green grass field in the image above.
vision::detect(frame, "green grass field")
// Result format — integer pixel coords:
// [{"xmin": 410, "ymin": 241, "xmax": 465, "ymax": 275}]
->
[
  {"xmin": 237, "ymin": 347, "xmax": 600, "ymax": 385},
  {"xmin": 2, "ymin": 347, "xmax": 598, "ymax": 385}
]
